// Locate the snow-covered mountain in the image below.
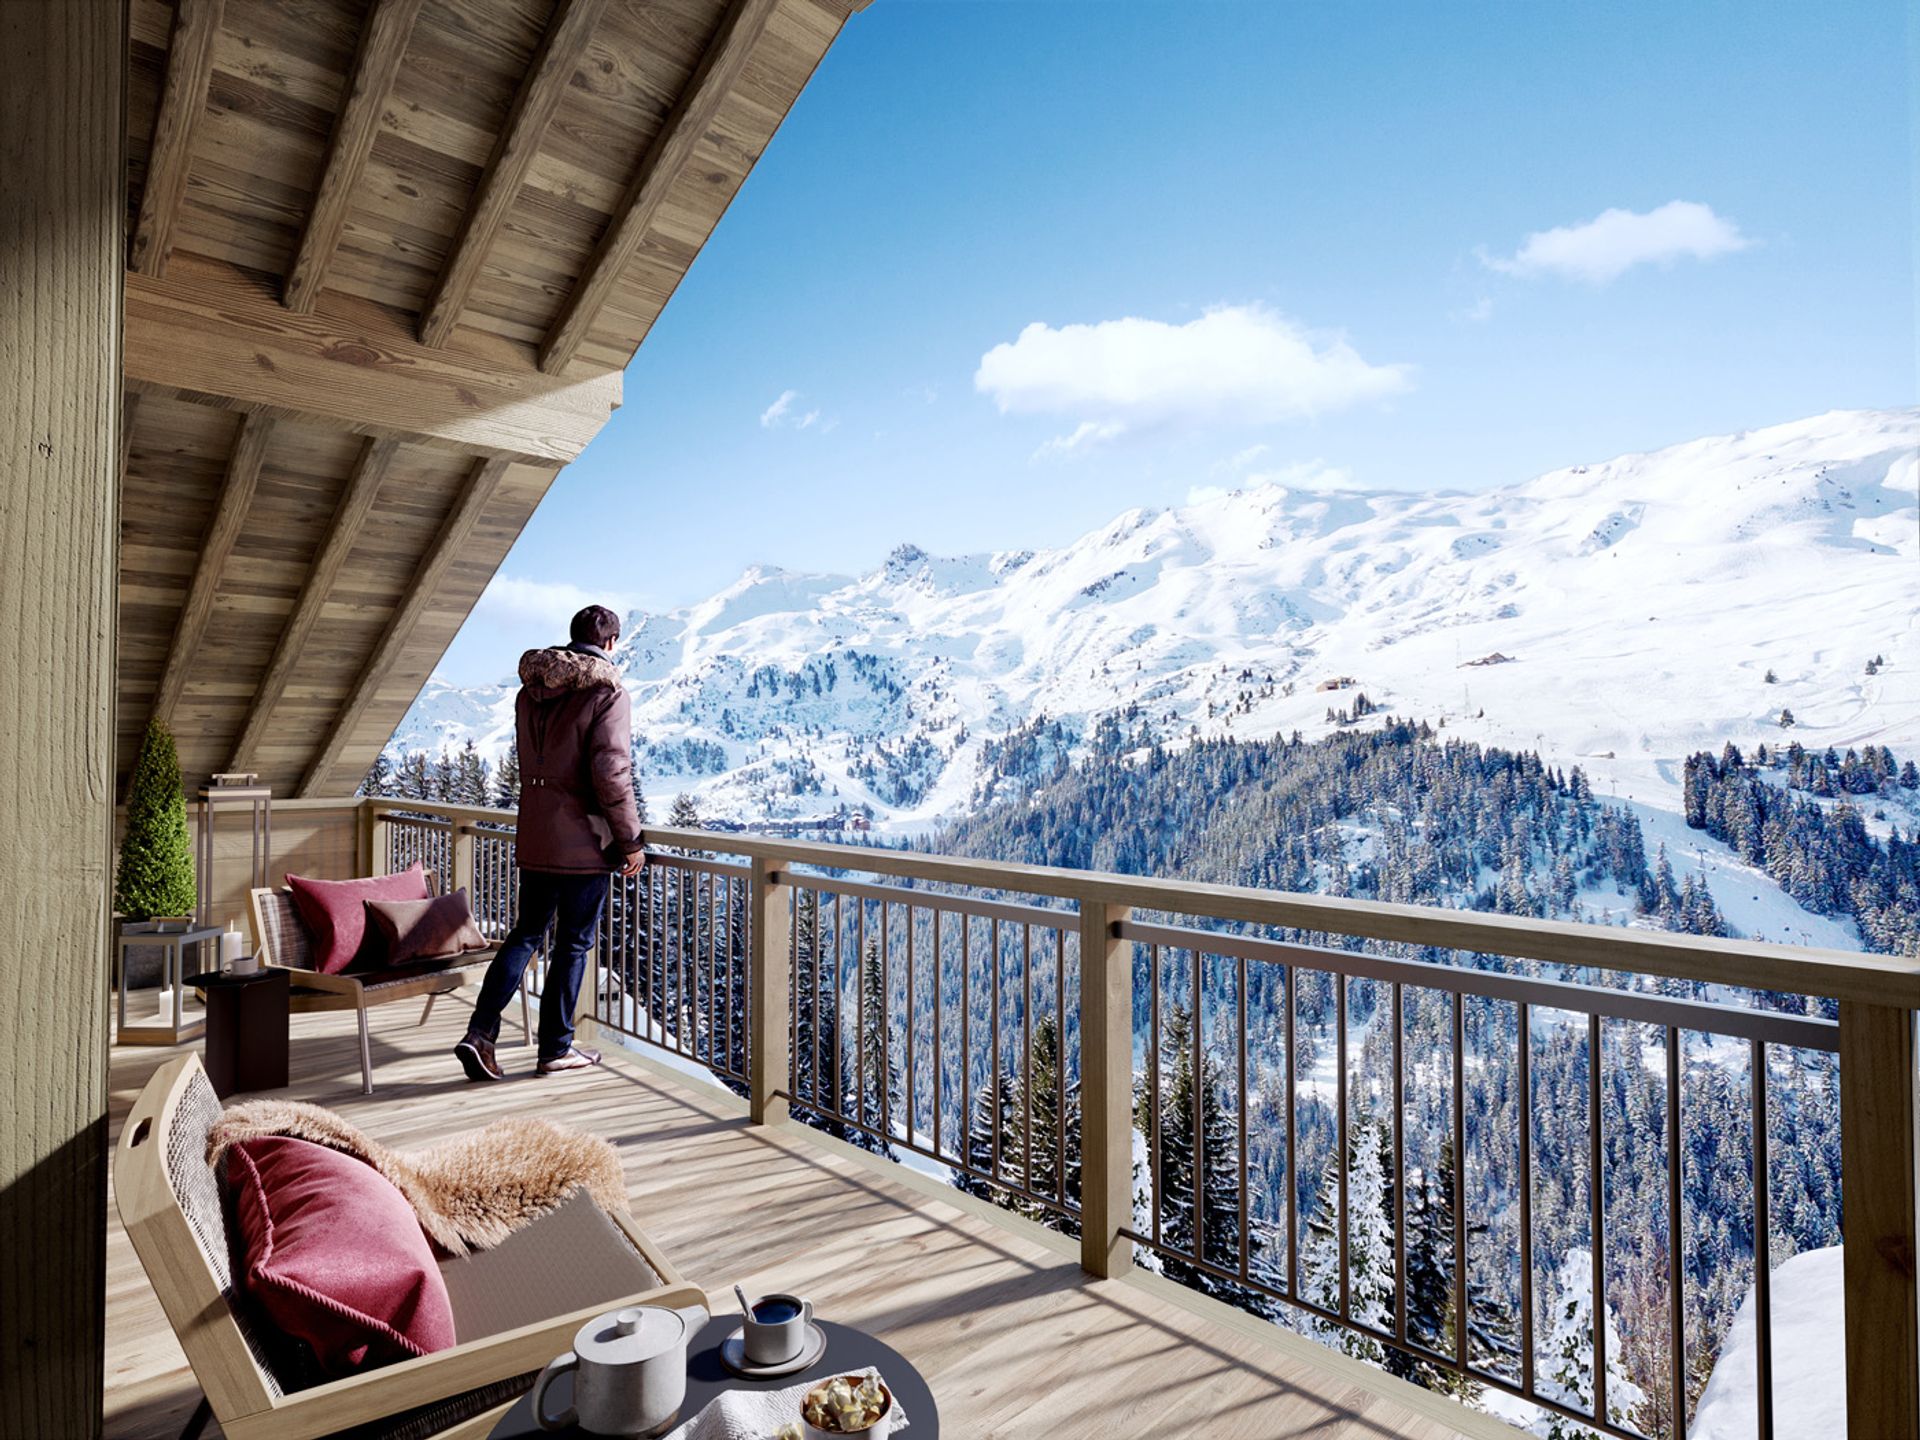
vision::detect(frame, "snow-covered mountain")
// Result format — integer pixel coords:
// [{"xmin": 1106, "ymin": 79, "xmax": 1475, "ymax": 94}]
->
[{"xmin": 397, "ymin": 406, "xmax": 1917, "ymax": 866}]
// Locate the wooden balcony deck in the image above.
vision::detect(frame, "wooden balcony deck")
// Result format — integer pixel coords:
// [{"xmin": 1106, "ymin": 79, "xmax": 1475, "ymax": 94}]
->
[{"xmin": 104, "ymin": 996, "xmax": 1500, "ymax": 1440}]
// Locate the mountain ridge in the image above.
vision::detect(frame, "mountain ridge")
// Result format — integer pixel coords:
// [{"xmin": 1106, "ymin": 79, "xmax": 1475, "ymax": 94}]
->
[{"xmin": 394, "ymin": 406, "xmax": 1918, "ymax": 869}]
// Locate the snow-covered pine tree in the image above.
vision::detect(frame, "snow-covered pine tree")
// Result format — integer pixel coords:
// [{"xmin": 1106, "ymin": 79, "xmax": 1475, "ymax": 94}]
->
[
  {"xmin": 1299, "ymin": 1115, "xmax": 1394, "ymax": 1364},
  {"xmin": 1535, "ymin": 1247, "xmax": 1644, "ymax": 1440},
  {"xmin": 789, "ymin": 890, "xmax": 849, "ymax": 1141},
  {"xmin": 493, "ymin": 740, "xmax": 520, "ymax": 809},
  {"xmin": 851, "ymin": 934, "xmax": 900, "ymax": 1157},
  {"xmin": 1024, "ymin": 1013, "xmax": 1082, "ymax": 1229},
  {"xmin": 953, "ymin": 1064, "xmax": 1022, "ymax": 1202},
  {"xmin": 1133, "ymin": 1002, "xmax": 1272, "ymax": 1315},
  {"xmin": 360, "ymin": 751, "xmax": 393, "ymax": 798}
]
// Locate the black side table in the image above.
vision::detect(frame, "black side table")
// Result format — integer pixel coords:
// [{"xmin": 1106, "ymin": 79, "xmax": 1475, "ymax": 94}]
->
[
  {"xmin": 183, "ymin": 969, "xmax": 290, "ymax": 1098},
  {"xmin": 490, "ymin": 1316, "xmax": 940, "ymax": 1438}
]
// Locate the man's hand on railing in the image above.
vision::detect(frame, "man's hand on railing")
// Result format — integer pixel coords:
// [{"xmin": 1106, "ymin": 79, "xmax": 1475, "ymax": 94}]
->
[{"xmin": 620, "ymin": 848, "xmax": 647, "ymax": 878}]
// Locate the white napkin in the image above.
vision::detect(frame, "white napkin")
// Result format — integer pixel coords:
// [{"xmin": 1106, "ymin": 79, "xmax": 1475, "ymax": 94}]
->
[{"xmin": 662, "ymin": 1365, "xmax": 909, "ymax": 1440}]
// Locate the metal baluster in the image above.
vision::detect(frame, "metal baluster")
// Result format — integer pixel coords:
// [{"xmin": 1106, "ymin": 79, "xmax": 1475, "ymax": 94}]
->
[
  {"xmin": 1590, "ymin": 1012, "xmax": 1607, "ymax": 1427},
  {"xmin": 1393, "ymin": 982, "xmax": 1406, "ymax": 1348},
  {"xmin": 932, "ymin": 909, "xmax": 943, "ymax": 1160},
  {"xmin": 1057, "ymin": 927, "xmax": 1068, "ymax": 1211},
  {"xmin": 1752, "ymin": 1039, "xmax": 1773, "ymax": 1440},
  {"xmin": 1668, "ymin": 1025, "xmax": 1686, "ymax": 1437},
  {"xmin": 1338, "ymin": 971, "xmax": 1349, "ymax": 1323},
  {"xmin": 1519, "ymin": 1000, "xmax": 1535, "ymax": 1397},
  {"xmin": 906, "ymin": 904, "xmax": 918, "ymax": 1152},
  {"xmin": 1151, "ymin": 942, "xmax": 1162, "ymax": 1251},
  {"xmin": 1238, "ymin": 953, "xmax": 1250, "ymax": 1284},
  {"xmin": 857, "ymin": 897, "xmax": 868, "ymax": 1132},
  {"xmin": 879, "ymin": 901, "xmax": 891, "ymax": 1140},
  {"xmin": 991, "ymin": 917, "xmax": 1001, "ymax": 1184},
  {"xmin": 1192, "ymin": 945, "xmax": 1203, "ymax": 1265},
  {"xmin": 1455, "ymin": 991, "xmax": 1469, "ymax": 1376},
  {"xmin": 1023, "ymin": 923, "xmax": 1034, "ymax": 1196},
  {"xmin": 1286, "ymin": 964, "xmax": 1298, "ymax": 1299}
]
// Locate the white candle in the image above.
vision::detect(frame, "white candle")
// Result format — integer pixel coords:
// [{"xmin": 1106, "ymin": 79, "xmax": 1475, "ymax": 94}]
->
[
  {"xmin": 157, "ymin": 987, "xmax": 175, "ymax": 1025},
  {"xmin": 220, "ymin": 928, "xmax": 243, "ymax": 966}
]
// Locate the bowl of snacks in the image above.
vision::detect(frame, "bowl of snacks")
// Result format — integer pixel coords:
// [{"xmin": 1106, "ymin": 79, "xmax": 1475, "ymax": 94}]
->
[{"xmin": 798, "ymin": 1373, "xmax": 894, "ymax": 1438}]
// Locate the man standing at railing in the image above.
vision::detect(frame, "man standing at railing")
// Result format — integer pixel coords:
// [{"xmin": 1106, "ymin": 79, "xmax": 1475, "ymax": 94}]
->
[{"xmin": 456, "ymin": 604, "xmax": 646, "ymax": 1081}]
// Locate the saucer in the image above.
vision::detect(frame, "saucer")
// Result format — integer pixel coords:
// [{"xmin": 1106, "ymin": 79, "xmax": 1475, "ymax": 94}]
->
[{"xmin": 720, "ymin": 1322, "xmax": 828, "ymax": 1379}]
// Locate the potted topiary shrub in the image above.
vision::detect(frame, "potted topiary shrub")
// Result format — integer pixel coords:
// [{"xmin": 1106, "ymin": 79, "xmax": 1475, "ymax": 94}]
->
[{"xmin": 115, "ymin": 720, "xmax": 198, "ymax": 986}]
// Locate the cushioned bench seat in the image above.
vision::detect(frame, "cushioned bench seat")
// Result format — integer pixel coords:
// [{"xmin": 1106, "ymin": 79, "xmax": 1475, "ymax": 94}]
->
[{"xmin": 251, "ymin": 881, "xmax": 526, "ymax": 1095}]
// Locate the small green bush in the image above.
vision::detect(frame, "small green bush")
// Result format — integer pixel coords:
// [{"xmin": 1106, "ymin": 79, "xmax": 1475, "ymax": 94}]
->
[{"xmin": 115, "ymin": 719, "xmax": 197, "ymax": 921}]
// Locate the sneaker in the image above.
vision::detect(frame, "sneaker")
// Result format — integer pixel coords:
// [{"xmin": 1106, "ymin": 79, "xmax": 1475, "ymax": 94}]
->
[
  {"xmin": 536, "ymin": 1045, "xmax": 602, "ymax": 1076},
  {"xmin": 454, "ymin": 1034, "xmax": 505, "ymax": 1083}
]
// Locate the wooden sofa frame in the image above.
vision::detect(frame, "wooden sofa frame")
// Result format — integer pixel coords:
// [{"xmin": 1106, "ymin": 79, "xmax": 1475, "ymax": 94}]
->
[
  {"xmin": 117, "ymin": 1053, "xmax": 706, "ymax": 1440},
  {"xmin": 249, "ymin": 874, "xmax": 529, "ymax": 1096}
]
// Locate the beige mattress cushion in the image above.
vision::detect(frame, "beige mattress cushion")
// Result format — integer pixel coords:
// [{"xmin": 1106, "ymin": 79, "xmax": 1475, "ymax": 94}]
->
[{"xmin": 437, "ymin": 1188, "xmax": 661, "ymax": 1341}]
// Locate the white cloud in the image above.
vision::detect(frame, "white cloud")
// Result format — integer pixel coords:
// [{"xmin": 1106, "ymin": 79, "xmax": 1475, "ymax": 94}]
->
[
  {"xmin": 1033, "ymin": 419, "xmax": 1128, "ymax": 461},
  {"xmin": 1218, "ymin": 443, "xmax": 1272, "ymax": 473},
  {"xmin": 1481, "ymin": 200, "xmax": 1750, "ymax": 285},
  {"xmin": 760, "ymin": 389, "xmax": 799, "ymax": 427},
  {"xmin": 975, "ymin": 304, "xmax": 1411, "ymax": 437},
  {"xmin": 474, "ymin": 577, "xmax": 638, "ymax": 635},
  {"xmin": 1186, "ymin": 484, "xmax": 1232, "ymax": 506},
  {"xmin": 1454, "ymin": 295, "xmax": 1494, "ymax": 324},
  {"xmin": 761, "ymin": 389, "xmax": 836, "ymax": 433}
]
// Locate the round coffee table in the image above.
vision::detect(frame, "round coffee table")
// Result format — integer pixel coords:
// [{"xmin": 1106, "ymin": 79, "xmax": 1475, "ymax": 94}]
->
[{"xmin": 488, "ymin": 1314, "xmax": 939, "ymax": 1437}]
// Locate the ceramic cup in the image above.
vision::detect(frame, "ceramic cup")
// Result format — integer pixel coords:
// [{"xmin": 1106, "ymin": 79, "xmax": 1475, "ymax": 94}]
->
[{"xmin": 743, "ymin": 1292, "xmax": 813, "ymax": 1366}]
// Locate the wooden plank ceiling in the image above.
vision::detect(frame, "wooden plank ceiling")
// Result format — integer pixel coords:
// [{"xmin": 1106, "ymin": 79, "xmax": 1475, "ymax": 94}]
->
[{"xmin": 118, "ymin": 0, "xmax": 862, "ymax": 799}]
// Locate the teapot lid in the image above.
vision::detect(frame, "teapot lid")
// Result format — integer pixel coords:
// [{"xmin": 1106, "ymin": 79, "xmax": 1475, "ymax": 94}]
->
[{"xmin": 573, "ymin": 1305, "xmax": 687, "ymax": 1365}]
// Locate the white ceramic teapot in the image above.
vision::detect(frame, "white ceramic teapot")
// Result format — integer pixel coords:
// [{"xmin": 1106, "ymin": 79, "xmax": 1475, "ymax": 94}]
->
[{"xmin": 532, "ymin": 1305, "xmax": 689, "ymax": 1437}]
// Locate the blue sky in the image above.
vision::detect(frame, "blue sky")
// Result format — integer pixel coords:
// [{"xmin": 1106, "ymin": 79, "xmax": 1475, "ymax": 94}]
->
[{"xmin": 441, "ymin": 0, "xmax": 1916, "ymax": 684}]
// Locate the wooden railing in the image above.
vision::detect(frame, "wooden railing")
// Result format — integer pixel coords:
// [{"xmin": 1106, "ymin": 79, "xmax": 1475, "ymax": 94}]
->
[{"xmin": 363, "ymin": 798, "xmax": 1920, "ymax": 1438}]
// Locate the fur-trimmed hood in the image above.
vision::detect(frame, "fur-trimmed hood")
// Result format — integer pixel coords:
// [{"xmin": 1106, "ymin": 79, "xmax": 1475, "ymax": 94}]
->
[{"xmin": 518, "ymin": 645, "xmax": 621, "ymax": 697}]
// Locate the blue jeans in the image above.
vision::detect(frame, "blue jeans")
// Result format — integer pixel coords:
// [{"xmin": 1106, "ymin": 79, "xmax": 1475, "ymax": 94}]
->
[{"xmin": 469, "ymin": 870, "xmax": 610, "ymax": 1061}]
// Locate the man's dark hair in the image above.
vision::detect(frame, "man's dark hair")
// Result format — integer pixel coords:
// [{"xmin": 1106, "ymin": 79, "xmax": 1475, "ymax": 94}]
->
[{"xmin": 569, "ymin": 604, "xmax": 621, "ymax": 650}]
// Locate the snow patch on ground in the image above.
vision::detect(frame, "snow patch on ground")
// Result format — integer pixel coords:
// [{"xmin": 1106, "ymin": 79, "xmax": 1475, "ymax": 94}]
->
[{"xmin": 1689, "ymin": 1246, "xmax": 1843, "ymax": 1440}]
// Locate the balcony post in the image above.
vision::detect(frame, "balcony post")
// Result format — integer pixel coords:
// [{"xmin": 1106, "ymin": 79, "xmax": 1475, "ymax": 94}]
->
[
  {"xmin": 749, "ymin": 857, "xmax": 791, "ymax": 1125},
  {"xmin": 451, "ymin": 821, "xmax": 476, "ymax": 897},
  {"xmin": 1839, "ymin": 999, "xmax": 1920, "ymax": 1438},
  {"xmin": 369, "ymin": 804, "xmax": 390, "ymax": 876},
  {"xmin": 1079, "ymin": 900, "xmax": 1133, "ymax": 1279}
]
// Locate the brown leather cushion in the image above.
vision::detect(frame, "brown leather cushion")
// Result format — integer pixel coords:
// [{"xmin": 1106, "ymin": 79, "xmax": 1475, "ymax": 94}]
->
[{"xmin": 362, "ymin": 889, "xmax": 489, "ymax": 967}]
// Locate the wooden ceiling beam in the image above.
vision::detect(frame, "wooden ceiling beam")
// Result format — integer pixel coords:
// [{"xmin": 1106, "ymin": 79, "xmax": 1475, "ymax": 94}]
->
[
  {"xmin": 297, "ymin": 454, "xmax": 512, "ymax": 797},
  {"xmin": 128, "ymin": 0, "xmax": 224, "ymax": 277},
  {"xmin": 125, "ymin": 257, "xmax": 621, "ymax": 464},
  {"xmin": 227, "ymin": 435, "xmax": 401, "ymax": 773},
  {"xmin": 283, "ymin": 0, "xmax": 426, "ymax": 314},
  {"xmin": 148, "ymin": 411, "xmax": 275, "ymax": 731},
  {"xmin": 418, "ymin": 0, "xmax": 611, "ymax": 349},
  {"xmin": 537, "ymin": 0, "xmax": 776, "ymax": 376}
]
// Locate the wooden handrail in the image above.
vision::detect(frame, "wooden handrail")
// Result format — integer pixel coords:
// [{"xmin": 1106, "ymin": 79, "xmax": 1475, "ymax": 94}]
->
[{"xmin": 359, "ymin": 797, "xmax": 1920, "ymax": 1006}]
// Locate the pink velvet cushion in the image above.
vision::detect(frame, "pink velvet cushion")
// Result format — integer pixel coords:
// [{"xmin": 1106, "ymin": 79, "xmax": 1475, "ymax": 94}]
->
[
  {"xmin": 363, "ymin": 889, "xmax": 490, "ymax": 967},
  {"xmin": 285, "ymin": 864, "xmax": 430, "ymax": 974},
  {"xmin": 227, "ymin": 1135, "xmax": 456, "ymax": 1377}
]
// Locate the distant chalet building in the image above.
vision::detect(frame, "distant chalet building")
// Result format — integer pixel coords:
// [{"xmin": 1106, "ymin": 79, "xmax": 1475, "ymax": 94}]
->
[
  {"xmin": 1462, "ymin": 652, "xmax": 1516, "ymax": 667},
  {"xmin": 1316, "ymin": 676, "xmax": 1357, "ymax": 692},
  {"xmin": 719, "ymin": 813, "xmax": 872, "ymax": 837}
]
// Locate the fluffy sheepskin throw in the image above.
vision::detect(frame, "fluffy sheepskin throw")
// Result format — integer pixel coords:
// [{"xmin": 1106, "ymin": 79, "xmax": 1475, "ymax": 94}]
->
[{"xmin": 207, "ymin": 1100, "xmax": 627, "ymax": 1256}]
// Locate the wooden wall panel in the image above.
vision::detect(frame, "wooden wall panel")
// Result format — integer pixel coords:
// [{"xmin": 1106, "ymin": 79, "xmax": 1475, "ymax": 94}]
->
[{"xmin": 0, "ymin": 3, "xmax": 124, "ymax": 1433}]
